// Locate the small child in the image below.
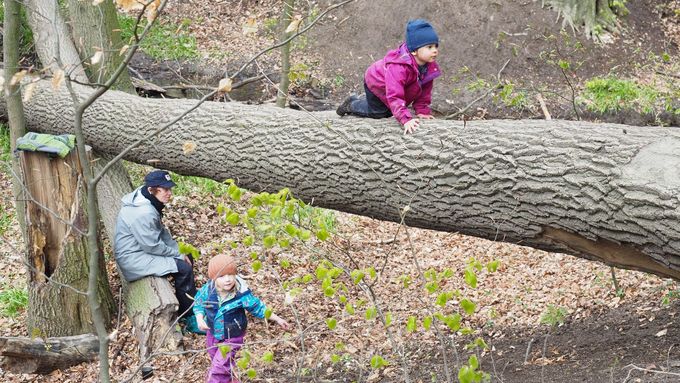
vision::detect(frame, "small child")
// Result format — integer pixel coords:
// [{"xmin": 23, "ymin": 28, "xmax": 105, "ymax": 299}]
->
[
  {"xmin": 194, "ymin": 253, "xmax": 289, "ymax": 383},
  {"xmin": 336, "ymin": 19, "xmax": 441, "ymax": 135}
]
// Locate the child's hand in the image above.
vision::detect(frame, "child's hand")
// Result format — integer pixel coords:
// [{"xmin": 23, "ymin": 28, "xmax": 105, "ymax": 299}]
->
[
  {"xmin": 269, "ymin": 313, "xmax": 291, "ymax": 331},
  {"xmin": 416, "ymin": 113, "xmax": 434, "ymax": 119},
  {"xmin": 403, "ymin": 119, "xmax": 420, "ymax": 135},
  {"xmin": 276, "ymin": 318, "xmax": 291, "ymax": 331},
  {"xmin": 196, "ymin": 315, "xmax": 210, "ymax": 331}
]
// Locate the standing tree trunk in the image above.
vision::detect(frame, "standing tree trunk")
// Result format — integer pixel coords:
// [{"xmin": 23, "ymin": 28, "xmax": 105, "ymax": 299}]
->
[
  {"xmin": 20, "ymin": 150, "xmax": 114, "ymax": 337},
  {"xmin": 276, "ymin": 0, "xmax": 295, "ymax": 108},
  {"xmin": 3, "ymin": 0, "xmax": 28, "ymax": 233},
  {"xmin": 64, "ymin": 0, "xmax": 134, "ymax": 91}
]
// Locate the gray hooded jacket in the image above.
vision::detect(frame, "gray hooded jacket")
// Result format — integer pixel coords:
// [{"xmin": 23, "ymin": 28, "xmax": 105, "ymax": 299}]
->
[{"xmin": 114, "ymin": 187, "xmax": 182, "ymax": 281}]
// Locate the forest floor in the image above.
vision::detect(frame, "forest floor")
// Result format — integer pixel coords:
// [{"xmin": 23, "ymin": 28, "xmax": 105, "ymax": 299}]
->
[{"xmin": 2, "ymin": 0, "xmax": 680, "ymax": 382}]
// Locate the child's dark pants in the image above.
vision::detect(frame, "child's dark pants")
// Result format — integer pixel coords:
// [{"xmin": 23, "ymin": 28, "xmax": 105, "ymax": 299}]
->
[{"xmin": 350, "ymin": 82, "xmax": 393, "ymax": 118}]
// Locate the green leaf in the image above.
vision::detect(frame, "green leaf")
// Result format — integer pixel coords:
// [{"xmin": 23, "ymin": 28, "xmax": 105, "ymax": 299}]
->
[
  {"xmin": 365, "ymin": 307, "xmax": 377, "ymax": 320},
  {"xmin": 423, "ymin": 316, "xmax": 433, "ymax": 330},
  {"xmin": 385, "ymin": 312, "xmax": 392, "ymax": 327},
  {"xmin": 271, "ymin": 206, "xmax": 282, "ymax": 219},
  {"xmin": 264, "ymin": 308, "xmax": 272, "ymax": 319},
  {"xmin": 469, "ymin": 355, "xmax": 479, "ymax": 370},
  {"xmin": 278, "ymin": 238, "xmax": 290, "ymax": 248},
  {"xmin": 321, "ymin": 277, "xmax": 332, "ymax": 290},
  {"xmin": 460, "ymin": 298, "xmax": 476, "ymax": 315},
  {"xmin": 263, "ymin": 236, "xmax": 276, "ymax": 248},
  {"xmin": 436, "ymin": 292, "xmax": 450, "ymax": 307},
  {"xmin": 324, "ymin": 286, "xmax": 336, "ymax": 297},
  {"xmin": 216, "ymin": 203, "xmax": 225, "ymax": 215},
  {"xmin": 226, "ymin": 212, "xmax": 240, "ymax": 226},
  {"xmin": 279, "ymin": 259, "xmax": 290, "ymax": 268},
  {"xmin": 315, "ymin": 265, "xmax": 328, "ymax": 280},
  {"xmin": 338, "ymin": 295, "xmax": 347, "ymax": 303},
  {"xmin": 464, "ymin": 268, "xmax": 477, "ymax": 288},
  {"xmin": 298, "ymin": 230, "xmax": 312, "ymax": 241},
  {"xmin": 370, "ymin": 355, "xmax": 389, "ymax": 369},
  {"xmin": 219, "ymin": 344, "xmax": 232, "ymax": 359},
  {"xmin": 302, "ymin": 274, "xmax": 313, "ymax": 283},
  {"xmin": 326, "ymin": 317, "xmax": 337, "ymax": 330},
  {"xmin": 425, "ymin": 281, "xmax": 439, "ymax": 294},
  {"xmin": 246, "ymin": 368, "xmax": 256, "ymax": 378},
  {"xmin": 330, "ymin": 354, "xmax": 341, "ymax": 363},
  {"xmin": 345, "ymin": 303, "xmax": 355, "ymax": 315},
  {"xmin": 261, "ymin": 350, "xmax": 274, "ymax": 363},
  {"xmin": 252, "ymin": 260, "xmax": 262, "ymax": 273},
  {"xmin": 329, "ymin": 267, "xmax": 342, "ymax": 279},
  {"xmin": 285, "ymin": 223, "xmax": 298, "ymax": 236},
  {"xmin": 249, "ymin": 251, "xmax": 258, "ymax": 260},
  {"xmin": 316, "ymin": 229, "xmax": 329, "ymax": 241},
  {"xmin": 351, "ymin": 270, "xmax": 365, "ymax": 285},
  {"xmin": 243, "ymin": 236, "xmax": 254, "ymax": 246},
  {"xmin": 367, "ymin": 267, "xmax": 377, "ymax": 279},
  {"xmin": 247, "ymin": 207, "xmax": 258, "ymax": 218},
  {"xmin": 458, "ymin": 366, "xmax": 473, "ymax": 383},
  {"xmin": 475, "ymin": 337, "xmax": 489, "ymax": 350},
  {"xmin": 486, "ymin": 260, "xmax": 499, "ymax": 272},
  {"xmin": 406, "ymin": 316, "xmax": 417, "ymax": 332}
]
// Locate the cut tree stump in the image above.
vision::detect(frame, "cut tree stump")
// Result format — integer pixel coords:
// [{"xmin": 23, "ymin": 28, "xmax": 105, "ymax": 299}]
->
[{"xmin": 0, "ymin": 334, "xmax": 99, "ymax": 374}]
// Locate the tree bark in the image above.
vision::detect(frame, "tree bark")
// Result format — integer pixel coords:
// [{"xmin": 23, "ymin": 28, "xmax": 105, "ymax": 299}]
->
[
  {"xmin": 0, "ymin": 334, "xmax": 99, "ymax": 374},
  {"xmin": 3, "ymin": 0, "xmax": 28, "ymax": 235},
  {"xmin": 4, "ymin": 77, "xmax": 680, "ymax": 281},
  {"xmin": 64, "ymin": 0, "xmax": 134, "ymax": 91},
  {"xmin": 24, "ymin": 0, "xmax": 89, "ymax": 83},
  {"xmin": 20, "ymin": 150, "xmax": 115, "ymax": 336}
]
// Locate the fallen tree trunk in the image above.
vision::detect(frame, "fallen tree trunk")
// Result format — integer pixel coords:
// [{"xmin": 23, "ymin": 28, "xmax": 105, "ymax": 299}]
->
[
  {"xmin": 3, "ymin": 76, "xmax": 680, "ymax": 280},
  {"xmin": 0, "ymin": 334, "xmax": 99, "ymax": 374}
]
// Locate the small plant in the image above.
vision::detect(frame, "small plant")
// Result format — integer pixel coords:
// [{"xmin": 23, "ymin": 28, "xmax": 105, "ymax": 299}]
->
[
  {"xmin": 170, "ymin": 174, "xmax": 231, "ymax": 197},
  {"xmin": 581, "ymin": 77, "xmax": 659, "ymax": 114},
  {"xmin": 0, "ymin": 124, "xmax": 10, "ymax": 169},
  {"xmin": 0, "ymin": 287, "xmax": 28, "ymax": 318},
  {"xmin": 540, "ymin": 304, "xmax": 568, "ymax": 327},
  {"xmin": 118, "ymin": 14, "xmax": 199, "ymax": 60}
]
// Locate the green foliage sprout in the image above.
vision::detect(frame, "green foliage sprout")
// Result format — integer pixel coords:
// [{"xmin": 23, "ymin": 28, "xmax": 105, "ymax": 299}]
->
[
  {"xmin": 118, "ymin": 14, "xmax": 199, "ymax": 60},
  {"xmin": 0, "ymin": 286, "xmax": 28, "ymax": 318}
]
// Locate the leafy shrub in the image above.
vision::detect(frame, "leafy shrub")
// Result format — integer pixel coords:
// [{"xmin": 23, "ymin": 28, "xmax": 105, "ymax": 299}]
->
[
  {"xmin": 0, "ymin": 287, "xmax": 28, "ymax": 318},
  {"xmin": 118, "ymin": 14, "xmax": 199, "ymax": 60},
  {"xmin": 540, "ymin": 304, "xmax": 568, "ymax": 327},
  {"xmin": 581, "ymin": 77, "xmax": 658, "ymax": 114}
]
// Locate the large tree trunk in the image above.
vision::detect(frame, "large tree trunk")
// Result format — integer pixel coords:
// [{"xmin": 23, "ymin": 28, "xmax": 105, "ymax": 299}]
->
[
  {"xmin": 20, "ymin": 150, "xmax": 115, "ymax": 336},
  {"xmin": 23, "ymin": 4, "xmax": 182, "ymax": 358},
  {"xmin": 3, "ymin": 78, "xmax": 680, "ymax": 282}
]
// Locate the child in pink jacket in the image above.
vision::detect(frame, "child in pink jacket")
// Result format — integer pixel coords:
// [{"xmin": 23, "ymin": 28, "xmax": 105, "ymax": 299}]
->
[{"xmin": 336, "ymin": 19, "xmax": 441, "ymax": 135}]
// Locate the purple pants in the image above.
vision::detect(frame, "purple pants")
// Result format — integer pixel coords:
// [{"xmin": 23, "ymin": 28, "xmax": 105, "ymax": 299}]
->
[{"xmin": 206, "ymin": 331, "xmax": 246, "ymax": 383}]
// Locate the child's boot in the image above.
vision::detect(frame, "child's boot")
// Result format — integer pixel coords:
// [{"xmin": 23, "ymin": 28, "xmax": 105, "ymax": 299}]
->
[{"xmin": 336, "ymin": 95, "xmax": 358, "ymax": 116}]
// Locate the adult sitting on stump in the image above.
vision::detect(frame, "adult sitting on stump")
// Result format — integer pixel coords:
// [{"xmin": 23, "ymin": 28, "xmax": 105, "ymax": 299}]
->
[{"xmin": 114, "ymin": 169, "xmax": 202, "ymax": 334}]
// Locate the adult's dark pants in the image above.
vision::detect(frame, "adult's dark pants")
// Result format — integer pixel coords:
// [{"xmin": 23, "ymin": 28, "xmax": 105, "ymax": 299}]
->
[
  {"xmin": 349, "ymin": 82, "xmax": 393, "ymax": 118},
  {"xmin": 172, "ymin": 257, "xmax": 197, "ymax": 319}
]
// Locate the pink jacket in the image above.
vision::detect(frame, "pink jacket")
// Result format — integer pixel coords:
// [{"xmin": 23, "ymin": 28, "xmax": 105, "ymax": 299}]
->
[{"xmin": 364, "ymin": 43, "xmax": 441, "ymax": 125}]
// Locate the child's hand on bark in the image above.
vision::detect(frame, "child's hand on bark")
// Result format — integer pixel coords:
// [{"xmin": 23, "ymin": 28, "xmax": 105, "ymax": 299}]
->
[{"xmin": 404, "ymin": 119, "xmax": 420, "ymax": 135}]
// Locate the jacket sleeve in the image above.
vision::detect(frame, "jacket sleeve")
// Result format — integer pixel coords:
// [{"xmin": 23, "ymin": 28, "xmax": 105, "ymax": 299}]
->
[
  {"xmin": 412, "ymin": 79, "xmax": 433, "ymax": 116},
  {"xmin": 193, "ymin": 284, "xmax": 209, "ymax": 317},
  {"xmin": 384, "ymin": 64, "xmax": 414, "ymax": 125},
  {"xmin": 241, "ymin": 293, "xmax": 267, "ymax": 319},
  {"xmin": 128, "ymin": 210, "xmax": 181, "ymax": 258}
]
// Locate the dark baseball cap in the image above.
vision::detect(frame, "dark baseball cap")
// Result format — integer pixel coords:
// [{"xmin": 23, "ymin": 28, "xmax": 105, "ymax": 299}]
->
[{"xmin": 144, "ymin": 170, "xmax": 176, "ymax": 188}]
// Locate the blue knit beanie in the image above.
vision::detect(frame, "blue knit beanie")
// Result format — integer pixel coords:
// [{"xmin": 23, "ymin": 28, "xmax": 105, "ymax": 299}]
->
[{"xmin": 405, "ymin": 19, "xmax": 439, "ymax": 52}]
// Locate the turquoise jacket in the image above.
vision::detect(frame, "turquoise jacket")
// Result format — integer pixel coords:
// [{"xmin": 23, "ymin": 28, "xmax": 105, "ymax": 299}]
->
[{"xmin": 193, "ymin": 276, "xmax": 267, "ymax": 341}]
